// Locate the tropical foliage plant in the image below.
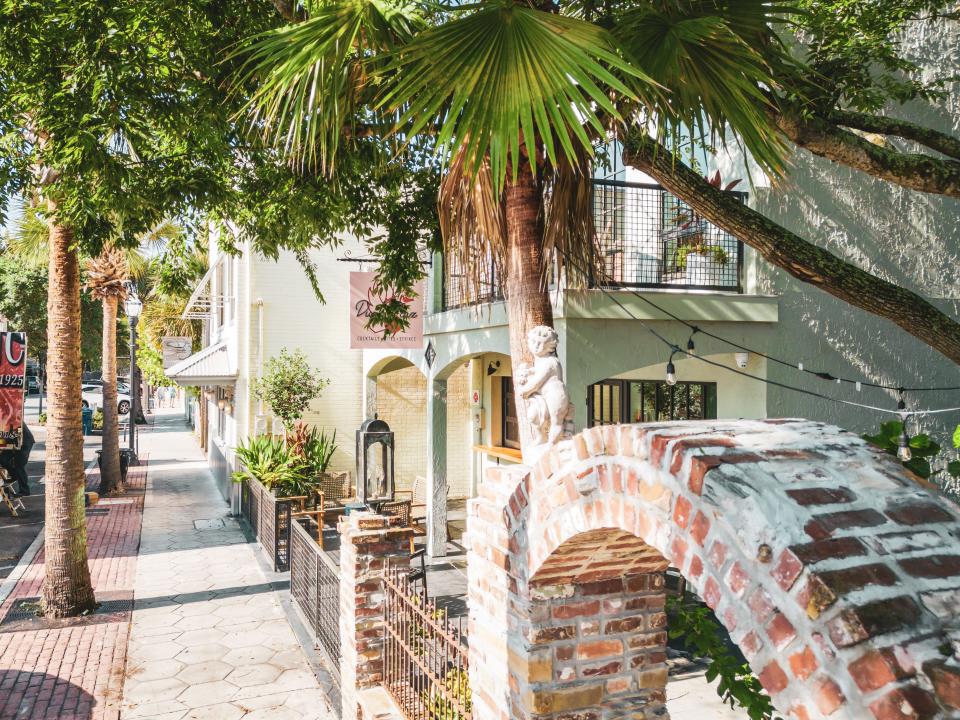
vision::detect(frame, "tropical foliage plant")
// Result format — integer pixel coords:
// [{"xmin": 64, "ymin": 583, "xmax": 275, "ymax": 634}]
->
[
  {"xmin": 232, "ymin": 434, "xmax": 312, "ymax": 498},
  {"xmin": 667, "ymin": 597, "xmax": 779, "ymax": 720},
  {"xmin": 863, "ymin": 421, "xmax": 960, "ymax": 484},
  {"xmin": 287, "ymin": 422, "xmax": 338, "ymax": 474}
]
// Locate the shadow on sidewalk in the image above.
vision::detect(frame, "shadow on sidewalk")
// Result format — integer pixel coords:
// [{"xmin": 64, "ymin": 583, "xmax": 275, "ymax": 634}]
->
[
  {"xmin": 0, "ymin": 670, "xmax": 96, "ymax": 719},
  {"xmin": 132, "ymin": 580, "xmax": 290, "ymax": 611}
]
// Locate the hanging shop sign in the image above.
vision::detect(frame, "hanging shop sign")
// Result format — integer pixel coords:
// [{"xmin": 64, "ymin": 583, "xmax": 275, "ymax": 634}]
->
[
  {"xmin": 0, "ymin": 332, "xmax": 27, "ymax": 450},
  {"xmin": 161, "ymin": 336, "xmax": 193, "ymax": 369},
  {"xmin": 349, "ymin": 272, "xmax": 424, "ymax": 349}
]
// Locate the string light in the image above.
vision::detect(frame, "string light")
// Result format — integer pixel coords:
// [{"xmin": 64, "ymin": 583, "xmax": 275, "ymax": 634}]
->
[
  {"xmin": 897, "ymin": 415, "xmax": 913, "ymax": 461},
  {"xmin": 581, "ymin": 258, "xmax": 960, "ymax": 393},
  {"xmin": 551, "ymin": 246, "xmax": 960, "ymax": 419},
  {"xmin": 666, "ymin": 349, "xmax": 678, "ymax": 386},
  {"xmin": 686, "ymin": 328, "xmax": 698, "ymax": 357}
]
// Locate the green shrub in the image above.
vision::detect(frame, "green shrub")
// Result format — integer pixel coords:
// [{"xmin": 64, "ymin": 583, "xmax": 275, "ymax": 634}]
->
[
  {"xmin": 676, "ymin": 244, "xmax": 729, "ymax": 271},
  {"xmin": 253, "ymin": 348, "xmax": 328, "ymax": 432},
  {"xmin": 93, "ymin": 408, "xmax": 104, "ymax": 430},
  {"xmin": 38, "ymin": 412, "xmax": 46, "ymax": 425}
]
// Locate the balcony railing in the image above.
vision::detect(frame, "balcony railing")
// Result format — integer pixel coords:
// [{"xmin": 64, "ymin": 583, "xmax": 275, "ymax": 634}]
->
[{"xmin": 441, "ymin": 180, "xmax": 744, "ymax": 309}]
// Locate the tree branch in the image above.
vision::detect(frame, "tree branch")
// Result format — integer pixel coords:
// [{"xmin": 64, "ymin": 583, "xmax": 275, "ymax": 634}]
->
[
  {"xmin": 828, "ymin": 109, "xmax": 960, "ymax": 161},
  {"xmin": 270, "ymin": 0, "xmax": 304, "ymax": 22},
  {"xmin": 774, "ymin": 108, "xmax": 960, "ymax": 198},
  {"xmin": 622, "ymin": 133, "xmax": 960, "ymax": 366}
]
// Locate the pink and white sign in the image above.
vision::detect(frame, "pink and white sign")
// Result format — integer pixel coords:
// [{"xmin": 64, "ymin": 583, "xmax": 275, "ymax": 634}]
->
[{"xmin": 349, "ymin": 272, "xmax": 424, "ymax": 349}]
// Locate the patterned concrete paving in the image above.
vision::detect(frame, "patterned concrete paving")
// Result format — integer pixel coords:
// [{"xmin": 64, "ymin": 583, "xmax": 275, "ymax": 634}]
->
[{"xmin": 121, "ymin": 411, "xmax": 334, "ymax": 720}]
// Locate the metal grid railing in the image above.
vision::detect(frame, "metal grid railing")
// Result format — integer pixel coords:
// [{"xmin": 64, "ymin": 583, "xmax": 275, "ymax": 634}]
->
[
  {"xmin": 290, "ymin": 517, "xmax": 341, "ymax": 681},
  {"xmin": 383, "ymin": 564, "xmax": 471, "ymax": 720},
  {"xmin": 441, "ymin": 249, "xmax": 502, "ymax": 311},
  {"xmin": 440, "ymin": 180, "xmax": 744, "ymax": 308},
  {"xmin": 592, "ymin": 180, "xmax": 743, "ymax": 292}
]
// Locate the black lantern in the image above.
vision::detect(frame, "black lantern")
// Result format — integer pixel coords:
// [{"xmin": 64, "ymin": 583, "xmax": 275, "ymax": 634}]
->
[{"xmin": 356, "ymin": 416, "xmax": 395, "ymax": 510}]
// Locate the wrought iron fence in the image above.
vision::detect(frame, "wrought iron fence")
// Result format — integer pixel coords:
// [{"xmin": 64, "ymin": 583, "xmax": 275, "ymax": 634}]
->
[
  {"xmin": 290, "ymin": 517, "xmax": 341, "ymax": 682},
  {"xmin": 240, "ymin": 476, "xmax": 294, "ymax": 572},
  {"xmin": 383, "ymin": 565, "xmax": 471, "ymax": 720},
  {"xmin": 440, "ymin": 180, "xmax": 745, "ymax": 308}
]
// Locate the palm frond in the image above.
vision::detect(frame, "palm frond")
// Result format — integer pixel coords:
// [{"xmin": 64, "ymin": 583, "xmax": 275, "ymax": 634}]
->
[
  {"xmin": 379, "ymin": 4, "xmax": 657, "ymax": 189},
  {"xmin": 542, "ymin": 147, "xmax": 598, "ymax": 290},
  {"xmin": 437, "ymin": 148, "xmax": 506, "ymax": 308},
  {"xmin": 234, "ymin": 0, "xmax": 424, "ymax": 174},
  {"xmin": 85, "ymin": 248, "xmax": 130, "ymax": 300},
  {"xmin": 615, "ymin": 5, "xmax": 789, "ymax": 175},
  {"xmin": 7, "ymin": 204, "xmax": 50, "ymax": 268}
]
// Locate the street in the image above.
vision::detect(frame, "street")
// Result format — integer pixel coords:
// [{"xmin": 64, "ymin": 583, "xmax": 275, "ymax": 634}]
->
[{"xmin": 0, "ymin": 393, "xmax": 101, "ymax": 579}]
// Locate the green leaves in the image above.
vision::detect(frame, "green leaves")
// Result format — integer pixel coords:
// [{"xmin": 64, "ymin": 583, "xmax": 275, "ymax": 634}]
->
[
  {"xmin": 252, "ymin": 348, "xmax": 329, "ymax": 431},
  {"xmin": 862, "ymin": 420, "xmax": 951, "ymax": 480},
  {"xmin": 667, "ymin": 597, "xmax": 777, "ymax": 720},
  {"xmin": 613, "ymin": 1, "xmax": 789, "ymax": 176},
  {"xmin": 235, "ymin": 0, "xmax": 424, "ymax": 175},
  {"xmin": 378, "ymin": 2, "xmax": 655, "ymax": 187}
]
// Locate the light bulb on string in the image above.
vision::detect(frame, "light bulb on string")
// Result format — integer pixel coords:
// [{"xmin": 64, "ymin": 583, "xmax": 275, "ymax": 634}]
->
[
  {"xmin": 666, "ymin": 351, "xmax": 677, "ymax": 386},
  {"xmin": 896, "ymin": 412, "xmax": 912, "ymax": 462},
  {"xmin": 686, "ymin": 327, "xmax": 698, "ymax": 357}
]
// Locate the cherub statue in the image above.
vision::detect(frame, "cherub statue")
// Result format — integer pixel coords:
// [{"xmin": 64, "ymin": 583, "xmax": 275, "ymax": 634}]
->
[{"xmin": 516, "ymin": 326, "xmax": 572, "ymax": 448}]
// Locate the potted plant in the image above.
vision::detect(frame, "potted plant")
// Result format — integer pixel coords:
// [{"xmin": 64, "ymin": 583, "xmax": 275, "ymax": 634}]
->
[
  {"xmin": 665, "ymin": 172, "xmax": 740, "ymax": 286},
  {"xmin": 253, "ymin": 348, "xmax": 329, "ymax": 435}
]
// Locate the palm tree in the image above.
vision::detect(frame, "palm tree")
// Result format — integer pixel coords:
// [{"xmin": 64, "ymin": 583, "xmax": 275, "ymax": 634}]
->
[
  {"xmin": 85, "ymin": 248, "xmax": 129, "ymax": 496},
  {"xmin": 43, "ymin": 206, "xmax": 97, "ymax": 617},
  {"xmin": 237, "ymin": 0, "xmax": 789, "ymax": 451}
]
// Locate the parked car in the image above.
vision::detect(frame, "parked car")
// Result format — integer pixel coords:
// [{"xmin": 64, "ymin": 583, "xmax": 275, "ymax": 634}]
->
[
  {"xmin": 82, "ymin": 378, "xmax": 132, "ymax": 395},
  {"xmin": 81, "ymin": 385, "xmax": 132, "ymax": 415},
  {"xmin": 26, "ymin": 376, "xmax": 40, "ymax": 394}
]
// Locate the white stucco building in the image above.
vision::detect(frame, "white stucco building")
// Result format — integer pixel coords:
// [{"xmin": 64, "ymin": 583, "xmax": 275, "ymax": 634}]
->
[{"xmin": 166, "ymin": 229, "xmax": 367, "ymax": 506}]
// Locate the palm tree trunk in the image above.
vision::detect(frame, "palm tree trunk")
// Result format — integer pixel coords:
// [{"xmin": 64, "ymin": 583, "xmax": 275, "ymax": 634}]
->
[
  {"xmin": 42, "ymin": 208, "xmax": 96, "ymax": 618},
  {"xmin": 98, "ymin": 295, "xmax": 122, "ymax": 495},
  {"xmin": 503, "ymin": 166, "xmax": 554, "ymax": 451}
]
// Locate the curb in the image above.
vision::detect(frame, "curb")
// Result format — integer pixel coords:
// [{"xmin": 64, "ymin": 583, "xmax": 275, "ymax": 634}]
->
[
  {"xmin": 0, "ymin": 520, "xmax": 44, "ymax": 607},
  {"xmin": 0, "ymin": 456, "xmax": 102, "ymax": 607}
]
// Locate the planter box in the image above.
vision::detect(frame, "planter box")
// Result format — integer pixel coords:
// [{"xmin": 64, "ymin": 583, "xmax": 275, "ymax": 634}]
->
[
  {"xmin": 239, "ymin": 475, "xmax": 299, "ymax": 572},
  {"xmin": 290, "ymin": 518, "xmax": 341, "ymax": 684},
  {"xmin": 684, "ymin": 252, "xmax": 728, "ymax": 287}
]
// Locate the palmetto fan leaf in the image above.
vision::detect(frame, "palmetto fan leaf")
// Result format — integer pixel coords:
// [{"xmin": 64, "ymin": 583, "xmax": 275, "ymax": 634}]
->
[
  {"xmin": 85, "ymin": 248, "xmax": 130, "ymax": 301},
  {"xmin": 614, "ymin": 2, "xmax": 790, "ymax": 176},
  {"xmin": 235, "ymin": 0, "xmax": 424, "ymax": 174},
  {"xmin": 379, "ymin": 3, "xmax": 657, "ymax": 188}
]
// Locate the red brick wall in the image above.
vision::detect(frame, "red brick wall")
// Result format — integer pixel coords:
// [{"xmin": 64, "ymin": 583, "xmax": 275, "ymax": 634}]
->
[{"xmin": 466, "ymin": 419, "xmax": 960, "ymax": 720}]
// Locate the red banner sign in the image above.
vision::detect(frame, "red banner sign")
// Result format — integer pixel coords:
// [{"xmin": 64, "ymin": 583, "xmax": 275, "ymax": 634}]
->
[
  {"xmin": 0, "ymin": 332, "xmax": 26, "ymax": 450},
  {"xmin": 349, "ymin": 272, "xmax": 424, "ymax": 349}
]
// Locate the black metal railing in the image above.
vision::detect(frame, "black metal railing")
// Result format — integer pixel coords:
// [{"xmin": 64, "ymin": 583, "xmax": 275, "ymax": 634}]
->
[
  {"xmin": 290, "ymin": 517, "xmax": 341, "ymax": 682},
  {"xmin": 440, "ymin": 180, "xmax": 744, "ymax": 309},
  {"xmin": 592, "ymin": 179, "xmax": 743, "ymax": 292},
  {"xmin": 383, "ymin": 564, "xmax": 471, "ymax": 720},
  {"xmin": 240, "ymin": 476, "xmax": 295, "ymax": 572}
]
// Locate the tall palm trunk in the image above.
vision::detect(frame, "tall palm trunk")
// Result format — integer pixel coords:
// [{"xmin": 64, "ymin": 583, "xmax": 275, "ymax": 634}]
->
[
  {"xmin": 98, "ymin": 296, "xmax": 122, "ymax": 495},
  {"xmin": 503, "ymin": 166, "xmax": 554, "ymax": 453},
  {"xmin": 42, "ymin": 208, "xmax": 96, "ymax": 618}
]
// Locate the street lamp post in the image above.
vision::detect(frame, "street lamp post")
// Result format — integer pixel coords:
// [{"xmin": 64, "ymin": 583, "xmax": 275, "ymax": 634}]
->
[{"xmin": 125, "ymin": 293, "xmax": 143, "ymax": 463}]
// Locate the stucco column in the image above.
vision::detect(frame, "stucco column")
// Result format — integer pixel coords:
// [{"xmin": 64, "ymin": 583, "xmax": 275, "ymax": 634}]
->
[
  {"xmin": 426, "ymin": 375, "xmax": 448, "ymax": 557},
  {"xmin": 364, "ymin": 374, "xmax": 377, "ymax": 419}
]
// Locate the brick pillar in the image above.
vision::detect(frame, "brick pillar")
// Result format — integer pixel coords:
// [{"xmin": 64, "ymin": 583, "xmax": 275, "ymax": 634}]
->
[{"xmin": 339, "ymin": 512, "xmax": 413, "ymax": 720}]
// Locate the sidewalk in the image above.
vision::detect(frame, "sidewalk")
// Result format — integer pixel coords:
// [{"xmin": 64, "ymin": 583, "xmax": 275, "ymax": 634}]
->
[
  {"xmin": 0, "ymin": 409, "xmax": 335, "ymax": 720},
  {"xmin": 120, "ymin": 410, "xmax": 333, "ymax": 720}
]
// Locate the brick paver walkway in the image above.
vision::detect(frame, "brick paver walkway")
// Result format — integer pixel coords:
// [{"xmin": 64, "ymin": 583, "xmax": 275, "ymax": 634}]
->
[{"xmin": 0, "ymin": 452, "xmax": 149, "ymax": 719}]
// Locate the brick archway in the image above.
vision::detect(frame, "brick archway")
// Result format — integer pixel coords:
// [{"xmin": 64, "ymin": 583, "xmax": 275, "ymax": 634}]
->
[{"xmin": 466, "ymin": 420, "xmax": 960, "ymax": 720}]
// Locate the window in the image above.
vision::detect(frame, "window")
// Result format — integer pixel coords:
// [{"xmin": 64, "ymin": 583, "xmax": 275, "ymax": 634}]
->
[
  {"xmin": 587, "ymin": 380, "xmax": 717, "ymax": 426},
  {"xmin": 501, "ymin": 377, "xmax": 520, "ymax": 449}
]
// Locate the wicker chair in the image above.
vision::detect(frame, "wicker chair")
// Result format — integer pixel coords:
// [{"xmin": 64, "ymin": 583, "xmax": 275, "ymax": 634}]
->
[{"xmin": 317, "ymin": 471, "xmax": 351, "ymax": 507}]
